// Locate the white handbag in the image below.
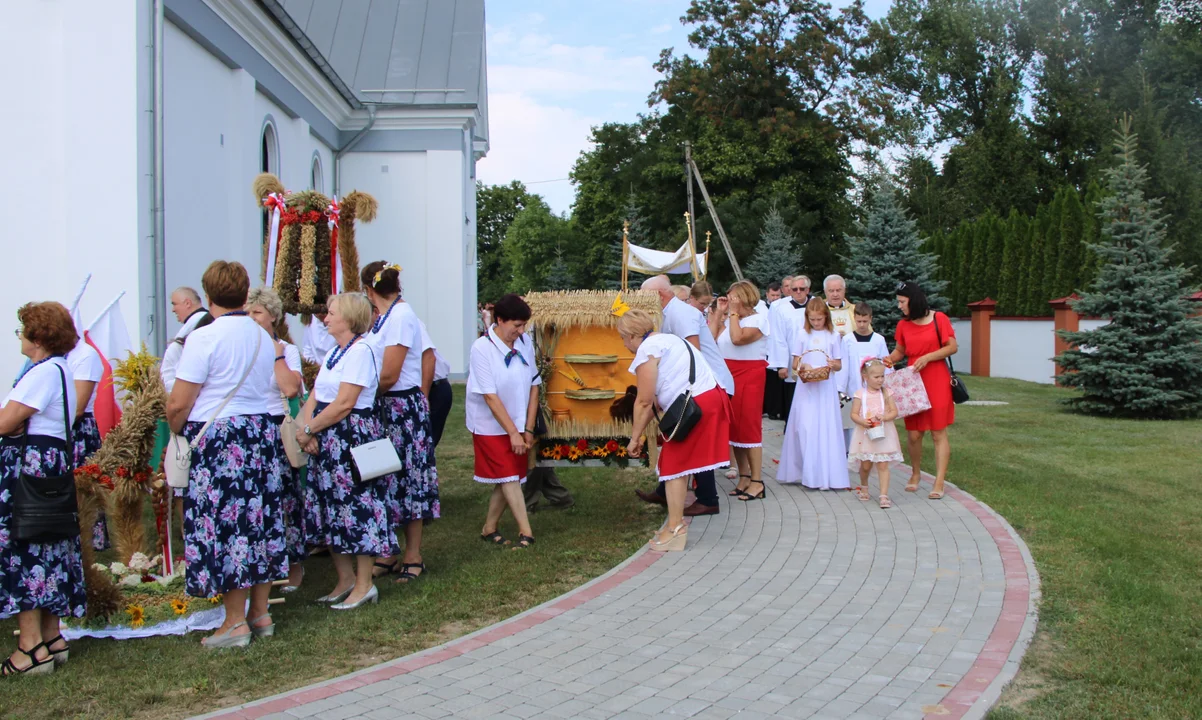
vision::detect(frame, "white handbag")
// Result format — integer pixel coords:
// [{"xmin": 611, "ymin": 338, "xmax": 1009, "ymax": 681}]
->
[
  {"xmin": 165, "ymin": 328, "xmax": 263, "ymax": 489},
  {"xmin": 279, "ymin": 403, "xmax": 309, "ymax": 468},
  {"xmin": 348, "ymin": 344, "xmax": 402, "ymax": 483}
]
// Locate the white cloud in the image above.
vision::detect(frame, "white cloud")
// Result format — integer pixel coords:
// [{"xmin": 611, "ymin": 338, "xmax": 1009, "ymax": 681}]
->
[
  {"xmin": 476, "ymin": 92, "xmax": 598, "ymax": 215},
  {"xmin": 651, "ymin": 23, "xmax": 674, "ymax": 34}
]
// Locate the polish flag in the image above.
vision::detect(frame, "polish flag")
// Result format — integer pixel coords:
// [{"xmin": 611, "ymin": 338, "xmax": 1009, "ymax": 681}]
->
[{"xmin": 84, "ymin": 295, "xmax": 135, "ymax": 437}]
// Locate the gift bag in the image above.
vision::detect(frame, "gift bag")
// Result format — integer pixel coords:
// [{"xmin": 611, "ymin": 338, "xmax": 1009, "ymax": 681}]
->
[{"xmin": 883, "ymin": 367, "xmax": 931, "ymax": 418}]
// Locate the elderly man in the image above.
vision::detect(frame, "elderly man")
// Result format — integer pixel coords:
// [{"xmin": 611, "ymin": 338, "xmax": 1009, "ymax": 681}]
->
[
  {"xmin": 160, "ymin": 287, "xmax": 212, "ymax": 393},
  {"xmin": 824, "ymin": 274, "xmax": 856, "ymax": 338},
  {"xmin": 636, "ymin": 275, "xmax": 734, "ymax": 516},
  {"xmin": 766, "ymin": 274, "xmax": 812, "ymax": 423}
]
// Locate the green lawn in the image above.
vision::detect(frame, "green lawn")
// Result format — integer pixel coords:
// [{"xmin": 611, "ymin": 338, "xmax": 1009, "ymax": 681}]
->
[
  {"xmin": 918, "ymin": 378, "xmax": 1202, "ymax": 720},
  {"xmin": 0, "ymin": 385, "xmax": 660, "ymax": 719}
]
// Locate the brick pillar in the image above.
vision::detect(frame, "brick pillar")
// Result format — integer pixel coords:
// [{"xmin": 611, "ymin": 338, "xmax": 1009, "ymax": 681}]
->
[
  {"xmin": 966, "ymin": 298, "xmax": 996, "ymax": 377},
  {"xmin": 1050, "ymin": 295, "xmax": 1080, "ymax": 385},
  {"xmin": 1189, "ymin": 291, "xmax": 1202, "ymax": 317}
]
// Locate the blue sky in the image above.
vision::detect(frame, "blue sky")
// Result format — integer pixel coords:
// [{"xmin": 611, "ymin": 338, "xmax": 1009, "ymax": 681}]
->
[{"xmin": 476, "ymin": 0, "xmax": 892, "ymax": 215}]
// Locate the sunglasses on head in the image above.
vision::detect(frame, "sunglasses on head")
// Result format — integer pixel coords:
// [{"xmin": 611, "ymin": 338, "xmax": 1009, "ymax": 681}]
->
[{"xmin": 895, "ymin": 281, "xmax": 908, "ymax": 292}]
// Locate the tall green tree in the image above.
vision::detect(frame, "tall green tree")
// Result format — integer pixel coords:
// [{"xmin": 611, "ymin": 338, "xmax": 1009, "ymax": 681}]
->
[
  {"xmin": 1055, "ymin": 187, "xmax": 1087, "ymax": 298},
  {"xmin": 1055, "ymin": 122, "xmax": 1202, "ymax": 418},
  {"xmin": 477, "ymin": 181, "xmax": 537, "ymax": 303},
  {"xmin": 1038, "ymin": 189, "xmax": 1066, "ymax": 313},
  {"xmin": 843, "ymin": 186, "xmax": 948, "ymax": 336},
  {"xmin": 1023, "ymin": 204, "xmax": 1050, "ymax": 315},
  {"xmin": 500, "ymin": 200, "xmax": 574, "ymax": 294},
  {"xmin": 967, "ymin": 215, "xmax": 992, "ymax": 305},
  {"xmin": 545, "ymin": 245, "xmax": 575, "ymax": 291},
  {"xmin": 997, "ymin": 210, "xmax": 1026, "ymax": 314},
  {"xmin": 745, "ymin": 207, "xmax": 801, "ymax": 289}
]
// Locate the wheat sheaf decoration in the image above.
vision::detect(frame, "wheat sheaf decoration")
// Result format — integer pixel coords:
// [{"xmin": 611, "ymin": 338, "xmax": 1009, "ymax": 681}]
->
[{"xmin": 253, "ymin": 173, "xmax": 376, "ymax": 314}]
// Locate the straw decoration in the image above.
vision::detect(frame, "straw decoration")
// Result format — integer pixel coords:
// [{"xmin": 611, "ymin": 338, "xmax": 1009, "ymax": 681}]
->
[{"xmin": 525, "ymin": 290, "xmax": 662, "ymax": 330}]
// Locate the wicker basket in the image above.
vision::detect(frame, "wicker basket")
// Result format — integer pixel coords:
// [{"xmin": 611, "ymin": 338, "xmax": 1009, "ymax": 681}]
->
[{"xmin": 794, "ymin": 349, "xmax": 832, "ymax": 382}]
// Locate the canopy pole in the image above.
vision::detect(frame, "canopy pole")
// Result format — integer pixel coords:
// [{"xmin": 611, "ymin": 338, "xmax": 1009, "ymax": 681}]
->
[
  {"xmin": 688, "ymin": 157, "xmax": 743, "ymax": 281},
  {"xmin": 704, "ymin": 231, "xmax": 711, "ymax": 281},
  {"xmin": 621, "ymin": 221, "xmax": 630, "ymax": 292},
  {"xmin": 683, "ymin": 212, "xmax": 700, "ymax": 282},
  {"xmin": 684, "ymin": 142, "xmax": 697, "ymax": 261}
]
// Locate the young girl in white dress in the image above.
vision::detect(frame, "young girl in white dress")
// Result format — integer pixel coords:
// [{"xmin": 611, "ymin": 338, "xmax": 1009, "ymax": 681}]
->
[
  {"xmin": 847, "ymin": 358, "xmax": 903, "ymax": 508},
  {"xmin": 777, "ymin": 299, "xmax": 847, "ymax": 490}
]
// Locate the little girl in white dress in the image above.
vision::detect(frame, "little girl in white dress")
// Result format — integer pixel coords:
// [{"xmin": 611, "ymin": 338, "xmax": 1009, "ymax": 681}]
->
[{"xmin": 847, "ymin": 358, "xmax": 903, "ymax": 508}]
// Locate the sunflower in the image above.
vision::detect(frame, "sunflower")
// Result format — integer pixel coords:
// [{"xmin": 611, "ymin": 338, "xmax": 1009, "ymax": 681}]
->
[
  {"xmin": 209, "ymin": 594, "xmax": 223, "ymax": 604},
  {"xmin": 126, "ymin": 604, "xmax": 145, "ymax": 628},
  {"xmin": 170, "ymin": 599, "xmax": 189, "ymax": 616}
]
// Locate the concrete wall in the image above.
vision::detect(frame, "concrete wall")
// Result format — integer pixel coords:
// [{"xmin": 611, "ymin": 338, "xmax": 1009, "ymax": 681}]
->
[
  {"xmin": 0, "ymin": 0, "xmax": 145, "ymax": 384},
  {"xmin": 339, "ymin": 149, "xmax": 477, "ymax": 374},
  {"xmin": 991, "ymin": 319, "xmax": 1057, "ymax": 384},
  {"xmin": 949, "ymin": 318, "xmax": 972, "ymax": 375}
]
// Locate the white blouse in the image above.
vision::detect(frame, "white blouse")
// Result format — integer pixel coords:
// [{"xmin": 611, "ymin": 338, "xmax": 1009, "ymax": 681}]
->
[
  {"xmin": 791, "ymin": 328, "xmax": 844, "ymax": 376},
  {"xmin": 465, "ymin": 327, "xmax": 540, "ymax": 436},
  {"xmin": 629, "ymin": 333, "xmax": 718, "ymax": 410},
  {"xmin": 718, "ymin": 312, "xmax": 771, "ymax": 362},
  {"xmin": 266, "ymin": 341, "xmax": 303, "ymax": 417},
  {"xmin": 67, "ymin": 341, "xmax": 103, "ymax": 413},
  {"xmin": 313, "ymin": 340, "xmax": 378, "ymax": 410},
  {"xmin": 175, "ymin": 315, "xmax": 274, "ymax": 422},
  {"xmin": 4, "ymin": 357, "xmax": 76, "ymax": 440},
  {"xmin": 368, "ymin": 301, "xmax": 424, "ymax": 392}
]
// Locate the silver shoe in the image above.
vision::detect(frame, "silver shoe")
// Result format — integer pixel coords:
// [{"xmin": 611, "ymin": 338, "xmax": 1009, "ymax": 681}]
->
[
  {"xmin": 316, "ymin": 587, "xmax": 352, "ymax": 604},
  {"xmin": 331, "ymin": 585, "xmax": 379, "ymax": 611},
  {"xmin": 201, "ymin": 622, "xmax": 251, "ymax": 649},
  {"xmin": 249, "ymin": 613, "xmax": 275, "ymax": 638}
]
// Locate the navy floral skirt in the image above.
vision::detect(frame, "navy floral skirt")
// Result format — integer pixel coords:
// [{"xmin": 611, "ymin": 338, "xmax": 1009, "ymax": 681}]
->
[
  {"xmin": 182, "ymin": 414, "xmax": 289, "ymax": 598},
  {"xmin": 303, "ymin": 408, "xmax": 399, "ymax": 557},
  {"xmin": 270, "ymin": 415, "xmax": 308, "ymax": 565},
  {"xmin": 0, "ymin": 436, "xmax": 87, "ymax": 619},
  {"xmin": 379, "ymin": 391, "xmax": 440, "ymax": 524},
  {"xmin": 72, "ymin": 414, "xmax": 110, "ymax": 551}
]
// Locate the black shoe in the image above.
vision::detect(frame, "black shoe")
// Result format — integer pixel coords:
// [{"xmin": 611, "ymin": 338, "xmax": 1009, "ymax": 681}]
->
[
  {"xmin": 683, "ymin": 502, "xmax": 719, "ymax": 516},
  {"xmin": 635, "ymin": 489, "xmax": 667, "ymax": 506}
]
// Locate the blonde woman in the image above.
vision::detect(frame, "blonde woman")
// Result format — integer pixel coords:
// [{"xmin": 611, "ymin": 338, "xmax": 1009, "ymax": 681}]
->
[
  {"xmin": 712, "ymin": 281, "xmax": 771, "ymax": 500},
  {"xmin": 619, "ymin": 309, "xmax": 730, "ymax": 552}
]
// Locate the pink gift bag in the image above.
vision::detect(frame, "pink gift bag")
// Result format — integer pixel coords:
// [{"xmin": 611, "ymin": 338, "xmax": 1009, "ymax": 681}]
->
[{"xmin": 883, "ymin": 367, "xmax": 931, "ymax": 418}]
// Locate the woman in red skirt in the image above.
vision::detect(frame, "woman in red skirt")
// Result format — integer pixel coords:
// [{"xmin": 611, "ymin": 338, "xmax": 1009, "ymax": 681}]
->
[
  {"xmin": 466, "ymin": 294, "xmax": 540, "ymax": 548},
  {"xmin": 620, "ymin": 310, "xmax": 730, "ymax": 552},
  {"xmin": 710, "ymin": 281, "xmax": 771, "ymax": 500},
  {"xmin": 886, "ymin": 282, "xmax": 959, "ymax": 499}
]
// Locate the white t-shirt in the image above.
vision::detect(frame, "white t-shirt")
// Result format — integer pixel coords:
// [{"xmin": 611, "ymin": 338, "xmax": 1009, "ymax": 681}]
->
[
  {"xmin": 302, "ymin": 317, "xmax": 337, "ymax": 364},
  {"xmin": 659, "ymin": 297, "xmax": 735, "ymax": 395},
  {"xmin": 718, "ymin": 312, "xmax": 771, "ymax": 361},
  {"xmin": 628, "ymin": 333, "xmax": 718, "ymax": 410},
  {"xmin": 313, "ymin": 340, "xmax": 379, "ymax": 409},
  {"xmin": 419, "ymin": 322, "xmax": 450, "ymax": 382},
  {"xmin": 67, "ymin": 341, "xmax": 103, "ymax": 413},
  {"xmin": 368, "ymin": 301, "xmax": 424, "ymax": 392},
  {"xmin": 767, "ymin": 298, "xmax": 807, "ymax": 380},
  {"xmin": 4, "ymin": 357, "xmax": 77, "ymax": 440},
  {"xmin": 175, "ymin": 315, "xmax": 274, "ymax": 422},
  {"xmin": 465, "ymin": 327, "xmax": 540, "ymax": 436},
  {"xmin": 840, "ymin": 331, "xmax": 892, "ymax": 396},
  {"xmin": 160, "ymin": 309, "xmax": 210, "ymax": 394},
  {"xmin": 267, "ymin": 341, "xmax": 303, "ymax": 417}
]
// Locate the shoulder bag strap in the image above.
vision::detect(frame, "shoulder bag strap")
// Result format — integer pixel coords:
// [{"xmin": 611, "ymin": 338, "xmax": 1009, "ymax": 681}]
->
[
  {"xmin": 933, "ymin": 312, "xmax": 957, "ymax": 374},
  {"xmin": 57, "ymin": 364, "xmax": 75, "ymax": 470},
  {"xmin": 189, "ymin": 323, "xmax": 262, "ymax": 449}
]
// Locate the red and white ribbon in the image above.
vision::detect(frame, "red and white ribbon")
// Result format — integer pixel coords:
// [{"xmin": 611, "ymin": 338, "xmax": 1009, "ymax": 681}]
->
[
  {"xmin": 327, "ymin": 198, "xmax": 341, "ymax": 294},
  {"xmin": 263, "ymin": 192, "xmax": 287, "ymax": 286}
]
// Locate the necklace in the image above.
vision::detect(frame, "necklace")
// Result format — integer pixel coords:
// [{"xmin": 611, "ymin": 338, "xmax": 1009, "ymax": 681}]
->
[
  {"xmin": 326, "ymin": 334, "xmax": 362, "ymax": 370},
  {"xmin": 371, "ymin": 296, "xmax": 400, "ymax": 333},
  {"xmin": 223, "ymin": 310, "xmax": 249, "ymax": 317},
  {"xmin": 13, "ymin": 356, "xmax": 58, "ymax": 388}
]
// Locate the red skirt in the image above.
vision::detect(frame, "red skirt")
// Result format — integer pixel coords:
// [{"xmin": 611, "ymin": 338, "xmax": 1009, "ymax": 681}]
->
[
  {"xmin": 725, "ymin": 359, "xmax": 767, "ymax": 447},
  {"xmin": 472, "ymin": 433, "xmax": 528, "ymax": 484},
  {"xmin": 657, "ymin": 388, "xmax": 731, "ymax": 481}
]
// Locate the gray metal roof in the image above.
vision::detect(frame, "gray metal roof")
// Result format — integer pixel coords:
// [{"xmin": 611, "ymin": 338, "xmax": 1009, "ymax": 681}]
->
[{"xmin": 269, "ymin": 0, "xmax": 485, "ymax": 109}]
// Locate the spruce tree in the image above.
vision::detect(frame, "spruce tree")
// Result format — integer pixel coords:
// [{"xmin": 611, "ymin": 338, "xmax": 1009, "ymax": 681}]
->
[
  {"xmin": 1055, "ymin": 122, "xmax": 1202, "ymax": 419},
  {"xmin": 603, "ymin": 192, "xmax": 649, "ymax": 290},
  {"xmin": 843, "ymin": 186, "xmax": 947, "ymax": 337},
  {"xmin": 746, "ymin": 206, "xmax": 800, "ymax": 288},
  {"xmin": 546, "ymin": 245, "xmax": 575, "ymax": 290},
  {"xmin": 1080, "ymin": 181, "xmax": 1106, "ymax": 288}
]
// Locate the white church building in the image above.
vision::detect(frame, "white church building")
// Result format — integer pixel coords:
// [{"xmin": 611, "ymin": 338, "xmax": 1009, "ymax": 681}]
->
[{"xmin": 1, "ymin": 0, "xmax": 487, "ymax": 382}]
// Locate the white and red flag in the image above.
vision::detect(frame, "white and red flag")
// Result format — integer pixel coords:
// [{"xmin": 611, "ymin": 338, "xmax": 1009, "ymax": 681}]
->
[{"xmin": 84, "ymin": 294, "xmax": 135, "ymax": 437}]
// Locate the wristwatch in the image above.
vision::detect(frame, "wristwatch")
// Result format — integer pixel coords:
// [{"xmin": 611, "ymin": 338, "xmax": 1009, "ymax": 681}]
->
[{"xmin": 303, "ymin": 424, "xmax": 312, "ymax": 436}]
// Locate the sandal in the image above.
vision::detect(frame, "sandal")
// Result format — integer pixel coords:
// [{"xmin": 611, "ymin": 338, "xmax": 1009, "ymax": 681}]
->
[
  {"xmin": 904, "ymin": 479, "xmax": 921, "ymax": 492},
  {"xmin": 737, "ymin": 481, "xmax": 765, "ymax": 501},
  {"xmin": 728, "ymin": 474, "xmax": 753, "ymax": 496},
  {"xmin": 512, "ymin": 534, "xmax": 535, "ymax": 549},
  {"xmin": 480, "ymin": 531, "xmax": 509, "ymax": 546},
  {"xmin": 853, "ymin": 486, "xmax": 870, "ymax": 501},
  {"xmin": 2, "ymin": 643, "xmax": 53, "ymax": 677},
  {"xmin": 394, "ymin": 562, "xmax": 426, "ymax": 584},
  {"xmin": 45, "ymin": 635, "xmax": 70, "ymax": 665},
  {"xmin": 879, "ymin": 495, "xmax": 892, "ymax": 509},
  {"xmin": 371, "ymin": 559, "xmax": 399, "ymax": 578},
  {"xmin": 928, "ymin": 491, "xmax": 945, "ymax": 500}
]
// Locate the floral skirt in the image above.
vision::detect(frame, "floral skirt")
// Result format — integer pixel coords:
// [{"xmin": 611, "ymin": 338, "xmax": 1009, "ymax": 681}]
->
[
  {"xmin": 379, "ymin": 391, "xmax": 440, "ymax": 524},
  {"xmin": 0, "ymin": 436, "xmax": 87, "ymax": 619},
  {"xmin": 72, "ymin": 414, "xmax": 110, "ymax": 550},
  {"xmin": 303, "ymin": 409, "xmax": 399, "ymax": 557},
  {"xmin": 182, "ymin": 414, "xmax": 290, "ymax": 598}
]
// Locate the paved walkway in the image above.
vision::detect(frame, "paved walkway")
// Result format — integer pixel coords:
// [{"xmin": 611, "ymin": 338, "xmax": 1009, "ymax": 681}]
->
[{"xmin": 199, "ymin": 420, "xmax": 1038, "ymax": 720}]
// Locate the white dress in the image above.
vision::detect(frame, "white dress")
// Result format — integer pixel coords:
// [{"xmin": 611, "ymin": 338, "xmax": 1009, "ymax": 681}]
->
[{"xmin": 777, "ymin": 329, "xmax": 849, "ymax": 490}]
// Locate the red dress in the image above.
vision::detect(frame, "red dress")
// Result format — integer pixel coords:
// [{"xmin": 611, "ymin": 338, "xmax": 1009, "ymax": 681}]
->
[{"xmin": 894, "ymin": 313, "xmax": 956, "ymax": 432}]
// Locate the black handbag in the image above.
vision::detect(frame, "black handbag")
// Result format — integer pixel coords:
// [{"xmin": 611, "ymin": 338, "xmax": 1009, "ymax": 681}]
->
[
  {"xmin": 11, "ymin": 364, "xmax": 80, "ymax": 543},
  {"xmin": 934, "ymin": 313, "xmax": 970, "ymax": 404},
  {"xmin": 654, "ymin": 338, "xmax": 704, "ymax": 442}
]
